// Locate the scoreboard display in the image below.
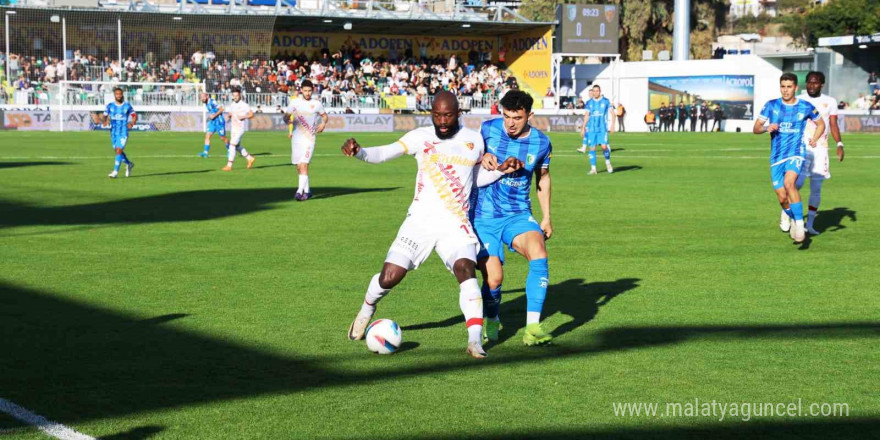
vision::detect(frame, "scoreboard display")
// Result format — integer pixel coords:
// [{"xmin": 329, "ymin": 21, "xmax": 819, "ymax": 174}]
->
[{"xmin": 555, "ymin": 4, "xmax": 620, "ymax": 55}]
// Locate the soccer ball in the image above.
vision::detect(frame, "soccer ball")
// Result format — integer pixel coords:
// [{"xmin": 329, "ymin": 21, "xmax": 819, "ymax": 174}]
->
[{"xmin": 365, "ymin": 319, "xmax": 402, "ymax": 355}]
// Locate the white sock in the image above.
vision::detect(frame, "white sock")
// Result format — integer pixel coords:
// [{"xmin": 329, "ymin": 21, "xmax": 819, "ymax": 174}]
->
[
  {"xmin": 302, "ymin": 175, "xmax": 310, "ymax": 193},
  {"xmin": 297, "ymin": 175, "xmax": 307, "ymax": 194},
  {"xmin": 227, "ymin": 144, "xmax": 236, "ymax": 162},
  {"xmin": 526, "ymin": 311, "xmax": 541, "ymax": 325},
  {"xmin": 361, "ymin": 274, "xmax": 388, "ymax": 315},
  {"xmin": 240, "ymin": 147, "xmax": 251, "ymax": 157},
  {"xmin": 605, "ymin": 159, "xmax": 612, "ymax": 166},
  {"xmin": 459, "ymin": 278, "xmax": 483, "ymax": 344}
]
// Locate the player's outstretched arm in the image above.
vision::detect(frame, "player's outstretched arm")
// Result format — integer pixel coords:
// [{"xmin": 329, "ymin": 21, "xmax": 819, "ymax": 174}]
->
[
  {"xmin": 342, "ymin": 138, "xmax": 406, "ymax": 163},
  {"xmin": 475, "ymin": 156, "xmax": 524, "ymax": 187}
]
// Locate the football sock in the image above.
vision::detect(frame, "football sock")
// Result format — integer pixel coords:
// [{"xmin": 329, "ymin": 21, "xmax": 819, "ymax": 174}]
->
[
  {"xmin": 459, "ymin": 278, "xmax": 483, "ymax": 344},
  {"xmin": 297, "ymin": 175, "xmax": 307, "ymax": 194},
  {"xmin": 808, "ymin": 179, "xmax": 822, "ymax": 228},
  {"xmin": 238, "ymin": 146, "xmax": 250, "ymax": 157},
  {"xmin": 120, "ymin": 152, "xmax": 130, "ymax": 165},
  {"xmin": 603, "ymin": 147, "xmax": 611, "ymax": 160},
  {"xmin": 527, "ymin": 312, "xmax": 541, "ymax": 325},
  {"xmin": 113, "ymin": 154, "xmax": 122, "ymax": 172},
  {"xmin": 361, "ymin": 273, "xmax": 388, "ymax": 313},
  {"xmin": 588, "ymin": 149, "xmax": 597, "ymax": 168},
  {"xmin": 525, "ymin": 258, "xmax": 549, "ymax": 324},
  {"xmin": 790, "ymin": 201, "xmax": 804, "ymax": 222},
  {"xmin": 203, "ymin": 144, "xmax": 210, "ymax": 153},
  {"xmin": 227, "ymin": 144, "xmax": 236, "ymax": 162},
  {"xmin": 480, "ymin": 282, "xmax": 502, "ymax": 320},
  {"xmin": 302, "ymin": 175, "xmax": 310, "ymax": 193}
]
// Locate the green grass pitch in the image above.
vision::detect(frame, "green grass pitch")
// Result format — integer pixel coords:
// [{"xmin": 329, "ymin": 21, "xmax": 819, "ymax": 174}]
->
[{"xmin": 1, "ymin": 130, "xmax": 878, "ymax": 439}]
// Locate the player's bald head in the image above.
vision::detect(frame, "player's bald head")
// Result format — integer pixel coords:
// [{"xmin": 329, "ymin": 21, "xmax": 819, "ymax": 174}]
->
[
  {"xmin": 430, "ymin": 91, "xmax": 461, "ymax": 140},
  {"xmin": 432, "ymin": 91, "xmax": 459, "ymax": 113}
]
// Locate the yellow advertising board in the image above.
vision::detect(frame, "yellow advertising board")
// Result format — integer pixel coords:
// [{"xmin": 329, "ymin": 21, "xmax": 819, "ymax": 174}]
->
[{"xmin": 501, "ymin": 28, "xmax": 553, "ymax": 109}]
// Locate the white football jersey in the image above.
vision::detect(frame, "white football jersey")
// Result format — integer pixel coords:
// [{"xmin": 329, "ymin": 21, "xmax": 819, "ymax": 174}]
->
[
  {"xmin": 287, "ymin": 97, "xmax": 326, "ymax": 145},
  {"xmin": 800, "ymin": 93, "xmax": 837, "ymax": 148},
  {"xmin": 397, "ymin": 126, "xmax": 485, "ymax": 228},
  {"xmin": 226, "ymin": 100, "xmax": 251, "ymax": 132}
]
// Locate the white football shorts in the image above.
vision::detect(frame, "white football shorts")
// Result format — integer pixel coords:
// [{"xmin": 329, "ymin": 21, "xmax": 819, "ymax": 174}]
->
[{"xmin": 385, "ymin": 214, "xmax": 479, "ymax": 272}]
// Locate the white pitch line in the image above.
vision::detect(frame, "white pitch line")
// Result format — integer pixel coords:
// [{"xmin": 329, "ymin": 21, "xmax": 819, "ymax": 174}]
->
[
  {"xmin": 1, "ymin": 154, "xmax": 879, "ymax": 160},
  {"xmin": 0, "ymin": 398, "xmax": 96, "ymax": 440}
]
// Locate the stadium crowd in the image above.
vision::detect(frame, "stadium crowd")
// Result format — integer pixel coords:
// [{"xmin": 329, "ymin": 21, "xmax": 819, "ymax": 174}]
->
[{"xmin": 0, "ymin": 46, "xmax": 518, "ymax": 109}]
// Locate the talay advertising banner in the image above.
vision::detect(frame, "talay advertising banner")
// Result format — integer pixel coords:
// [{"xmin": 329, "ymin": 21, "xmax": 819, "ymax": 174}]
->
[{"xmin": 648, "ymin": 75, "xmax": 755, "ymax": 120}]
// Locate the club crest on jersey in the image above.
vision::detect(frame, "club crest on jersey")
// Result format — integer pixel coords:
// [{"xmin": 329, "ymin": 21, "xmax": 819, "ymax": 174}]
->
[
  {"xmin": 797, "ymin": 113, "xmax": 804, "ymax": 120},
  {"xmin": 526, "ymin": 154, "xmax": 535, "ymax": 165},
  {"xmin": 465, "ymin": 142, "xmax": 474, "ymax": 150}
]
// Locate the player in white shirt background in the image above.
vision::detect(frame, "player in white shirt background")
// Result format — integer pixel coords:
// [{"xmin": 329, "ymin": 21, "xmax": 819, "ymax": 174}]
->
[
  {"xmin": 341, "ymin": 92, "xmax": 523, "ymax": 359},
  {"xmin": 285, "ymin": 80, "xmax": 328, "ymax": 201},
  {"xmin": 790, "ymin": 71, "xmax": 845, "ymax": 235},
  {"xmin": 222, "ymin": 87, "xmax": 257, "ymax": 172}
]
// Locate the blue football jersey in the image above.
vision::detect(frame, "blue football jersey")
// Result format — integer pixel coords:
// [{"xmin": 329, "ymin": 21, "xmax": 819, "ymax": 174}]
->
[
  {"xmin": 586, "ymin": 97, "xmax": 612, "ymax": 133},
  {"xmin": 758, "ymin": 98, "xmax": 820, "ymax": 164},
  {"xmin": 474, "ymin": 118, "xmax": 552, "ymax": 219},
  {"xmin": 206, "ymin": 99, "xmax": 224, "ymax": 124},
  {"xmin": 104, "ymin": 101, "xmax": 135, "ymax": 138}
]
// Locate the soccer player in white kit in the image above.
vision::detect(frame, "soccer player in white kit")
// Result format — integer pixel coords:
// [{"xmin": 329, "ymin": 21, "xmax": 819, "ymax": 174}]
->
[
  {"xmin": 342, "ymin": 92, "xmax": 523, "ymax": 359},
  {"xmin": 285, "ymin": 80, "xmax": 328, "ymax": 201},
  {"xmin": 222, "ymin": 87, "xmax": 257, "ymax": 171},
  {"xmin": 786, "ymin": 71, "xmax": 845, "ymax": 235}
]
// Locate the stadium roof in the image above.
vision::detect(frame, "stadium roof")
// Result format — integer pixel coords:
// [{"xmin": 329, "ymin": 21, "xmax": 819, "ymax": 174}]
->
[{"xmin": 273, "ymin": 15, "xmax": 552, "ymax": 37}]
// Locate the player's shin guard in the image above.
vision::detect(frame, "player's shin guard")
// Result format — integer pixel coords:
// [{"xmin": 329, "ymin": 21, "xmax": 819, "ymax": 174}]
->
[
  {"xmin": 525, "ymin": 258, "xmax": 549, "ymax": 324},
  {"xmin": 588, "ymin": 148, "xmax": 597, "ymax": 168},
  {"xmin": 113, "ymin": 154, "xmax": 123, "ymax": 171},
  {"xmin": 480, "ymin": 282, "xmax": 502, "ymax": 320},
  {"xmin": 361, "ymin": 274, "xmax": 389, "ymax": 314},
  {"xmin": 459, "ymin": 278, "xmax": 483, "ymax": 344}
]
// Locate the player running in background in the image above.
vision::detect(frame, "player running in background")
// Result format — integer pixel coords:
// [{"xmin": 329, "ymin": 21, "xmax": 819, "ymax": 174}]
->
[
  {"xmin": 222, "ymin": 87, "xmax": 256, "ymax": 171},
  {"xmin": 793, "ymin": 71, "xmax": 845, "ymax": 235},
  {"xmin": 198, "ymin": 92, "xmax": 229, "ymax": 158},
  {"xmin": 580, "ymin": 85, "xmax": 614, "ymax": 175},
  {"xmin": 753, "ymin": 73, "xmax": 825, "ymax": 244},
  {"xmin": 102, "ymin": 87, "xmax": 137, "ymax": 178},
  {"xmin": 285, "ymin": 80, "xmax": 328, "ymax": 201},
  {"xmin": 343, "ymin": 92, "xmax": 523, "ymax": 359},
  {"xmin": 477, "ymin": 90, "xmax": 554, "ymax": 346}
]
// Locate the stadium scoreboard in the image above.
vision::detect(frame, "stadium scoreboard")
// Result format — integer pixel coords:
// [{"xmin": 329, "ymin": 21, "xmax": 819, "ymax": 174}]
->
[{"xmin": 554, "ymin": 3, "xmax": 620, "ymax": 55}]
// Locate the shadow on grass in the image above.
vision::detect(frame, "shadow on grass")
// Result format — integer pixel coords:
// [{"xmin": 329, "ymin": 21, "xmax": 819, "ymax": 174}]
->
[
  {"xmin": 404, "ymin": 278, "xmax": 639, "ymax": 346},
  {"xmin": 0, "ymin": 187, "xmax": 399, "ymax": 227},
  {"xmin": 814, "ymin": 207, "xmax": 856, "ymax": 234},
  {"xmin": 352, "ymin": 418, "xmax": 880, "ymax": 440},
  {"xmin": 610, "ymin": 165, "xmax": 642, "ymax": 173},
  {"xmin": 1, "ymin": 281, "xmax": 876, "ymax": 428},
  {"xmin": 102, "ymin": 425, "xmax": 165, "ymax": 440},
  {"xmin": 0, "ymin": 161, "xmax": 73, "ymax": 169}
]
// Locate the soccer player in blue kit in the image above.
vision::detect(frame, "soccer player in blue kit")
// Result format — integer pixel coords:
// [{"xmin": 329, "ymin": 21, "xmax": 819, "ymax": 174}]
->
[
  {"xmin": 580, "ymin": 85, "xmax": 615, "ymax": 174},
  {"xmin": 475, "ymin": 90, "xmax": 553, "ymax": 346},
  {"xmin": 102, "ymin": 87, "xmax": 137, "ymax": 178},
  {"xmin": 198, "ymin": 92, "xmax": 229, "ymax": 158},
  {"xmin": 753, "ymin": 73, "xmax": 825, "ymax": 244}
]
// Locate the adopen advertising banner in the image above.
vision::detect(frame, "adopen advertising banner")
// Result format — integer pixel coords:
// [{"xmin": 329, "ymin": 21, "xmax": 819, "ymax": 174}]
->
[
  {"xmin": 502, "ymin": 27, "xmax": 554, "ymax": 107},
  {"xmin": 648, "ymin": 75, "xmax": 755, "ymax": 120}
]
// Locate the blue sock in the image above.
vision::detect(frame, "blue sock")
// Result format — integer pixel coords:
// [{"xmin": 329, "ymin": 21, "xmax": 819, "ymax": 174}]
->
[
  {"xmin": 784, "ymin": 208, "xmax": 794, "ymax": 219},
  {"xmin": 790, "ymin": 202, "xmax": 804, "ymax": 221},
  {"xmin": 481, "ymin": 283, "xmax": 502, "ymax": 319},
  {"xmin": 203, "ymin": 144, "xmax": 210, "ymax": 153},
  {"xmin": 526, "ymin": 258, "xmax": 549, "ymax": 314},
  {"xmin": 603, "ymin": 147, "xmax": 611, "ymax": 160},
  {"xmin": 120, "ymin": 152, "xmax": 130, "ymax": 165},
  {"xmin": 113, "ymin": 154, "xmax": 122, "ymax": 171},
  {"xmin": 589, "ymin": 149, "xmax": 597, "ymax": 167}
]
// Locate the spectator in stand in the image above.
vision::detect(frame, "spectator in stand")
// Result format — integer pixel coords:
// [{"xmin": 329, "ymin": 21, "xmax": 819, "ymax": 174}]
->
[
  {"xmin": 575, "ymin": 98, "xmax": 585, "ymax": 109},
  {"xmin": 868, "ymin": 71, "xmax": 878, "ymax": 93},
  {"xmin": 854, "ymin": 93, "xmax": 870, "ymax": 110}
]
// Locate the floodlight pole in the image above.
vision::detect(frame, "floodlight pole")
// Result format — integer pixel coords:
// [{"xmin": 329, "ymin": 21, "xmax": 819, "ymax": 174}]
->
[
  {"xmin": 5, "ymin": 12, "xmax": 10, "ymax": 85},
  {"xmin": 673, "ymin": 0, "xmax": 690, "ymax": 61}
]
